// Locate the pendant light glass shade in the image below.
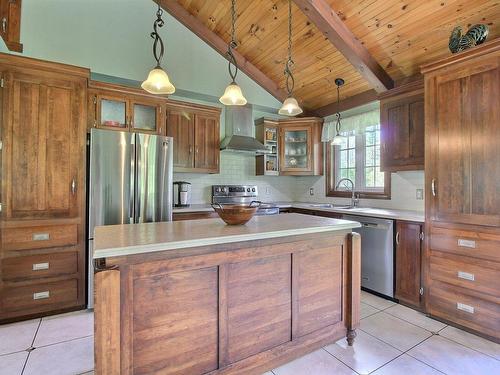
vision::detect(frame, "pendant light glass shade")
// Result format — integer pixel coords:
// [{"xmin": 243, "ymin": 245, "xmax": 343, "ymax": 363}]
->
[
  {"xmin": 141, "ymin": 67, "xmax": 175, "ymax": 95},
  {"xmin": 331, "ymin": 133, "xmax": 344, "ymax": 145},
  {"xmin": 278, "ymin": 97, "xmax": 303, "ymax": 116},
  {"xmin": 220, "ymin": 82, "xmax": 247, "ymax": 105}
]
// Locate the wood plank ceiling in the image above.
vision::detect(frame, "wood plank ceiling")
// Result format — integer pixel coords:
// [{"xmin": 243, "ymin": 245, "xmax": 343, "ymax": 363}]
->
[{"xmin": 172, "ymin": 0, "xmax": 499, "ymax": 112}]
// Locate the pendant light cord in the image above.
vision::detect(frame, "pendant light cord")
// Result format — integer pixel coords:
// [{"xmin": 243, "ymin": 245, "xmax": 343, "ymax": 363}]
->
[
  {"xmin": 284, "ymin": 0, "xmax": 295, "ymax": 96},
  {"xmin": 227, "ymin": 0, "xmax": 239, "ymax": 83},
  {"xmin": 151, "ymin": 5, "xmax": 165, "ymax": 68}
]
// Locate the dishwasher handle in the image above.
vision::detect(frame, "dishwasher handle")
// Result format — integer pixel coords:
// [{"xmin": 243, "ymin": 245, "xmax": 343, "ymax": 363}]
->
[{"xmin": 361, "ymin": 222, "xmax": 379, "ymax": 228}]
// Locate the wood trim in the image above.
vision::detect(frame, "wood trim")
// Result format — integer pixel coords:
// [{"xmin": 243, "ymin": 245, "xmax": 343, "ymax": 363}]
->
[
  {"xmin": 346, "ymin": 232, "xmax": 361, "ymax": 345},
  {"xmin": 0, "ymin": 52, "xmax": 90, "ymax": 78},
  {"xmin": 292, "ymin": 0, "xmax": 393, "ymax": 93},
  {"xmin": 421, "ymin": 38, "xmax": 500, "ymax": 74},
  {"xmin": 325, "ymin": 141, "xmax": 391, "ymax": 199},
  {"xmin": 155, "ymin": 0, "xmax": 288, "ymax": 103},
  {"xmin": 314, "ymin": 90, "xmax": 378, "ymax": 118},
  {"xmin": 378, "ymin": 80, "xmax": 424, "ymax": 100},
  {"xmin": 94, "ymin": 269, "xmax": 121, "ymax": 375}
]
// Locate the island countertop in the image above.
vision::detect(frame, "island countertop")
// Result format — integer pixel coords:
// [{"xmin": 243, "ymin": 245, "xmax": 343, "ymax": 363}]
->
[{"xmin": 93, "ymin": 213, "xmax": 361, "ymax": 259}]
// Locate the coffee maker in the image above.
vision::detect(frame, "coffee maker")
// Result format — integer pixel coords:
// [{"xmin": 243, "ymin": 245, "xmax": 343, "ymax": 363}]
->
[{"xmin": 173, "ymin": 181, "xmax": 192, "ymax": 207}]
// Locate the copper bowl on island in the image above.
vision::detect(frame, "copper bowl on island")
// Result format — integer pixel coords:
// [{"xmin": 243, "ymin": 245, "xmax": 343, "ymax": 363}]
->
[{"xmin": 211, "ymin": 201, "xmax": 261, "ymax": 225}]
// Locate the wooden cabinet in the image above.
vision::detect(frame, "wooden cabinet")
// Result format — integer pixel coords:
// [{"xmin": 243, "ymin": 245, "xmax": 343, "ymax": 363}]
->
[
  {"xmin": 0, "ymin": 53, "xmax": 88, "ymax": 321},
  {"xmin": 0, "ymin": 0, "xmax": 22, "ymax": 52},
  {"xmin": 380, "ymin": 81, "xmax": 424, "ymax": 172},
  {"xmin": 422, "ymin": 39, "xmax": 500, "ymax": 341},
  {"xmin": 88, "ymin": 81, "xmax": 165, "ymax": 135},
  {"xmin": 166, "ymin": 100, "xmax": 221, "ymax": 174},
  {"xmin": 278, "ymin": 117, "xmax": 323, "ymax": 176},
  {"xmin": 395, "ymin": 221, "xmax": 423, "ymax": 309},
  {"xmin": 255, "ymin": 118, "xmax": 279, "ymax": 176}
]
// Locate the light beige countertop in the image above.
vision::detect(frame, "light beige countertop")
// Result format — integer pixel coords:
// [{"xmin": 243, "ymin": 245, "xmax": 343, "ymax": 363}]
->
[
  {"xmin": 93, "ymin": 213, "xmax": 361, "ymax": 259},
  {"xmin": 173, "ymin": 202, "xmax": 425, "ymax": 223}
]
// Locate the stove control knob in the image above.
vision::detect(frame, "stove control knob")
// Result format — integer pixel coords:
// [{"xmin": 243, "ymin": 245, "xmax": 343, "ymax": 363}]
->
[
  {"xmin": 215, "ymin": 187, "xmax": 220, "ymax": 193},
  {"xmin": 252, "ymin": 188, "xmax": 256, "ymax": 192},
  {"xmin": 247, "ymin": 188, "xmax": 251, "ymax": 192}
]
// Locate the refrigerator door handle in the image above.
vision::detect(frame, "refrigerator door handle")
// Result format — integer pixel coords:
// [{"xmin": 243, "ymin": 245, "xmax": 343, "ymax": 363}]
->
[
  {"xmin": 129, "ymin": 142, "xmax": 136, "ymax": 224},
  {"xmin": 135, "ymin": 136, "xmax": 142, "ymax": 223}
]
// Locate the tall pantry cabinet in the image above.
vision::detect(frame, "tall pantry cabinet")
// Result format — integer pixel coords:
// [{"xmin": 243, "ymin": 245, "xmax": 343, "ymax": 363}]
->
[
  {"xmin": 0, "ymin": 53, "xmax": 88, "ymax": 321},
  {"xmin": 422, "ymin": 39, "xmax": 500, "ymax": 341}
]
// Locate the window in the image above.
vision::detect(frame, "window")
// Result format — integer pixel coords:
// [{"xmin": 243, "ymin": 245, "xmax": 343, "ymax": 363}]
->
[{"xmin": 326, "ymin": 124, "xmax": 390, "ymax": 199}]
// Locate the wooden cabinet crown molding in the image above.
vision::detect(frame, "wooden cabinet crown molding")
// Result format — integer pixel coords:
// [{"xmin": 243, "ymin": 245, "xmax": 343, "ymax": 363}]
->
[
  {"xmin": 0, "ymin": 52, "xmax": 90, "ymax": 78},
  {"xmin": 421, "ymin": 38, "xmax": 500, "ymax": 75},
  {"xmin": 378, "ymin": 79, "xmax": 424, "ymax": 101}
]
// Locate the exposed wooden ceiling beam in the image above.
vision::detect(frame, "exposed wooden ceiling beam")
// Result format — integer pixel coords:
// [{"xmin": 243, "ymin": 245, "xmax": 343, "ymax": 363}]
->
[
  {"xmin": 292, "ymin": 0, "xmax": 394, "ymax": 93},
  {"xmin": 314, "ymin": 89, "xmax": 378, "ymax": 117},
  {"xmin": 154, "ymin": 0, "xmax": 288, "ymax": 103}
]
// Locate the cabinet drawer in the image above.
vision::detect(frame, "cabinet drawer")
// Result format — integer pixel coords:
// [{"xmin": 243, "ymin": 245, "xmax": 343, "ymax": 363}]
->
[
  {"xmin": 1, "ymin": 279, "xmax": 79, "ymax": 313},
  {"xmin": 2, "ymin": 252, "xmax": 78, "ymax": 282},
  {"xmin": 429, "ymin": 255, "xmax": 500, "ymax": 298},
  {"xmin": 428, "ymin": 281, "xmax": 500, "ymax": 338},
  {"xmin": 430, "ymin": 226, "xmax": 500, "ymax": 262},
  {"xmin": 2, "ymin": 224, "xmax": 78, "ymax": 251}
]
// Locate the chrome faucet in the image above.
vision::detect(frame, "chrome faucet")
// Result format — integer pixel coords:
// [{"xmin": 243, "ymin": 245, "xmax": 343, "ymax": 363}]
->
[{"xmin": 335, "ymin": 178, "xmax": 359, "ymax": 208}]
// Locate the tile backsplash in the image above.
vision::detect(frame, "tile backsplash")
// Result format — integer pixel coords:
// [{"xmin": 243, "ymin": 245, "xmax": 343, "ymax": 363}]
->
[
  {"xmin": 174, "ymin": 152, "xmax": 425, "ymax": 212},
  {"xmin": 173, "ymin": 152, "xmax": 297, "ymax": 203}
]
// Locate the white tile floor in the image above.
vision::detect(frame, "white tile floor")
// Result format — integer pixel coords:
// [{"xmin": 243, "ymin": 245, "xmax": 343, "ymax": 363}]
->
[{"xmin": 0, "ymin": 291, "xmax": 499, "ymax": 375}]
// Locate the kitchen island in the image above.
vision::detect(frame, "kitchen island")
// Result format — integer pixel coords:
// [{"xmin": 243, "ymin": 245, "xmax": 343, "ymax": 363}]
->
[{"xmin": 93, "ymin": 214, "xmax": 361, "ymax": 375}]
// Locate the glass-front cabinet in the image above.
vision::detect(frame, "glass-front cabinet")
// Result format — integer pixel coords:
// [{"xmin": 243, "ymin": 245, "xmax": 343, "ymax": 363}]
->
[
  {"xmin": 89, "ymin": 84, "xmax": 164, "ymax": 134},
  {"xmin": 280, "ymin": 125, "xmax": 313, "ymax": 174}
]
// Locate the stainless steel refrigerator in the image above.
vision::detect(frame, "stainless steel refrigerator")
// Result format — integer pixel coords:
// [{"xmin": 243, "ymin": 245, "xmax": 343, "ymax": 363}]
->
[{"xmin": 87, "ymin": 129, "xmax": 173, "ymax": 307}]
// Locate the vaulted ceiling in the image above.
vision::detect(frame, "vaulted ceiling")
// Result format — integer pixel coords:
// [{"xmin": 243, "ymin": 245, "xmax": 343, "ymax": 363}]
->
[{"xmin": 157, "ymin": 0, "xmax": 499, "ymax": 114}]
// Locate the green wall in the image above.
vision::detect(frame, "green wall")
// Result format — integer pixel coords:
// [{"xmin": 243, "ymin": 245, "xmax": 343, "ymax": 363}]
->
[{"xmin": 1, "ymin": 0, "xmax": 282, "ymax": 111}]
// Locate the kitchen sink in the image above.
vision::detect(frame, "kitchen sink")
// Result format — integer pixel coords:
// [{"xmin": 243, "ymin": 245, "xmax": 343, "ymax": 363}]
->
[{"xmin": 308, "ymin": 203, "xmax": 355, "ymax": 209}]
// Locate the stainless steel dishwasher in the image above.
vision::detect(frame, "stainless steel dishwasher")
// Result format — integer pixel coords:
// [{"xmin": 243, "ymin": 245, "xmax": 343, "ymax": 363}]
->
[{"xmin": 343, "ymin": 214, "xmax": 394, "ymax": 298}]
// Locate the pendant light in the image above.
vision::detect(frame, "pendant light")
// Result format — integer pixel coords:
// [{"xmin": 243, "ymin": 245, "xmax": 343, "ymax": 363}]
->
[
  {"xmin": 220, "ymin": 0, "xmax": 247, "ymax": 106},
  {"xmin": 279, "ymin": 0, "xmax": 303, "ymax": 116},
  {"xmin": 331, "ymin": 78, "xmax": 345, "ymax": 145},
  {"xmin": 142, "ymin": 5, "xmax": 175, "ymax": 95}
]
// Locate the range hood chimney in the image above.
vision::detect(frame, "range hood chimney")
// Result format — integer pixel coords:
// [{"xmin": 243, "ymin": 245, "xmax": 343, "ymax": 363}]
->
[{"xmin": 220, "ymin": 105, "xmax": 269, "ymax": 154}]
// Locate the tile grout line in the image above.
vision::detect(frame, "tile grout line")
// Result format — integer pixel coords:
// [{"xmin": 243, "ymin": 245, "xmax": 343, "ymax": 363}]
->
[
  {"xmin": 34, "ymin": 334, "xmax": 94, "ymax": 350},
  {"xmin": 427, "ymin": 333, "xmax": 500, "ymax": 363},
  {"xmin": 320, "ymin": 347, "xmax": 363, "ymax": 375},
  {"xmin": 379, "ymin": 309, "xmax": 445, "ymax": 335},
  {"xmin": 21, "ymin": 318, "xmax": 42, "ymax": 375}
]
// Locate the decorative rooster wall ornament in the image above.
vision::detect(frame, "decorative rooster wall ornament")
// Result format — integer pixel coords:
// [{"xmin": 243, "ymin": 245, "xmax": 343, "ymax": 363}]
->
[{"xmin": 449, "ymin": 24, "xmax": 489, "ymax": 53}]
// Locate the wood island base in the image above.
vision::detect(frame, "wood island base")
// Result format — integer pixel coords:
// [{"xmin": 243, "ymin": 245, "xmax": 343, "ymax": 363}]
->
[{"xmin": 94, "ymin": 229, "xmax": 361, "ymax": 375}]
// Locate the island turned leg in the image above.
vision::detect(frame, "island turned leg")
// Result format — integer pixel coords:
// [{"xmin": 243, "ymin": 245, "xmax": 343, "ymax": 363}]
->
[{"xmin": 346, "ymin": 232, "xmax": 361, "ymax": 346}]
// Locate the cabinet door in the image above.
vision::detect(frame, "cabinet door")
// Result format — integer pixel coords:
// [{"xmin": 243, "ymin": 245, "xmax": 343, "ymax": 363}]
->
[
  {"xmin": 3, "ymin": 70, "xmax": 84, "ymax": 219},
  {"xmin": 130, "ymin": 98, "xmax": 162, "ymax": 134},
  {"xmin": 96, "ymin": 94, "xmax": 128, "ymax": 130},
  {"xmin": 194, "ymin": 113, "xmax": 219, "ymax": 173},
  {"xmin": 380, "ymin": 94, "xmax": 424, "ymax": 171},
  {"xmin": 166, "ymin": 109, "xmax": 194, "ymax": 170},
  {"xmin": 395, "ymin": 221, "xmax": 422, "ymax": 308},
  {"xmin": 280, "ymin": 126, "xmax": 312, "ymax": 173},
  {"xmin": 428, "ymin": 60, "xmax": 500, "ymax": 227}
]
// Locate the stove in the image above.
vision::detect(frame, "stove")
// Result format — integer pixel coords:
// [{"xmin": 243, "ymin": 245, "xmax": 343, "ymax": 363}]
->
[{"xmin": 212, "ymin": 185, "xmax": 279, "ymax": 215}]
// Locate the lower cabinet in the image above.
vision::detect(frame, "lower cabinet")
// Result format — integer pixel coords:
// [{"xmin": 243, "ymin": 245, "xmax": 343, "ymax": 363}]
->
[{"xmin": 395, "ymin": 221, "xmax": 424, "ymax": 309}]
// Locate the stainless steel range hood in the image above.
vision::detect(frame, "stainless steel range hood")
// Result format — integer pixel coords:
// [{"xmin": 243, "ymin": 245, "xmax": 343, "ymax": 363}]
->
[{"xmin": 220, "ymin": 105, "xmax": 269, "ymax": 154}]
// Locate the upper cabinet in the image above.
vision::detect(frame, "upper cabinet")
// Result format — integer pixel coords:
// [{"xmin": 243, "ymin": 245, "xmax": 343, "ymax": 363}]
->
[
  {"xmin": 0, "ymin": 57, "xmax": 88, "ymax": 220},
  {"xmin": 0, "ymin": 0, "xmax": 22, "ymax": 52},
  {"xmin": 423, "ymin": 42, "xmax": 500, "ymax": 228},
  {"xmin": 255, "ymin": 118, "xmax": 279, "ymax": 176},
  {"xmin": 166, "ymin": 100, "xmax": 221, "ymax": 174},
  {"xmin": 380, "ymin": 81, "xmax": 424, "ymax": 172},
  {"xmin": 88, "ymin": 81, "xmax": 165, "ymax": 135},
  {"xmin": 278, "ymin": 117, "xmax": 323, "ymax": 176}
]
